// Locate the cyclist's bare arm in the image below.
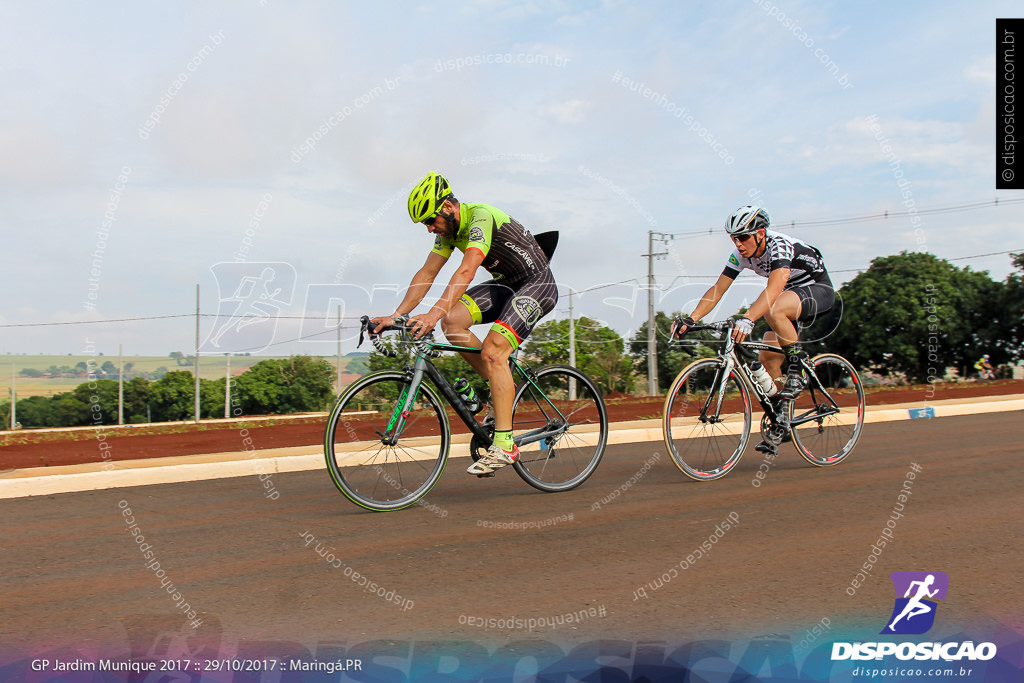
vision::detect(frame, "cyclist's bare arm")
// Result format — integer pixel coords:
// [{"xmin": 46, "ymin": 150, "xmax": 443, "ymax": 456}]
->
[
  {"xmin": 372, "ymin": 252, "xmax": 448, "ymax": 333},
  {"xmin": 687, "ymin": 273, "xmax": 735, "ymax": 322},
  {"xmin": 743, "ymin": 268, "xmax": 790, "ymax": 323},
  {"xmin": 408, "ymin": 248, "xmax": 486, "ymax": 338}
]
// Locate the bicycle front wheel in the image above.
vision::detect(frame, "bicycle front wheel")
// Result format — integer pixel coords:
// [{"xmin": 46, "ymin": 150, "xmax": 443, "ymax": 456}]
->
[
  {"xmin": 663, "ymin": 359, "xmax": 751, "ymax": 481},
  {"xmin": 324, "ymin": 371, "xmax": 450, "ymax": 511},
  {"xmin": 789, "ymin": 353, "xmax": 865, "ymax": 466},
  {"xmin": 511, "ymin": 365, "xmax": 608, "ymax": 492}
]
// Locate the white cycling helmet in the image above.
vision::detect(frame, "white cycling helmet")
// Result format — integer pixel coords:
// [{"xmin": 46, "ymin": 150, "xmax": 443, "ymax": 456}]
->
[{"xmin": 724, "ymin": 205, "xmax": 770, "ymax": 236}]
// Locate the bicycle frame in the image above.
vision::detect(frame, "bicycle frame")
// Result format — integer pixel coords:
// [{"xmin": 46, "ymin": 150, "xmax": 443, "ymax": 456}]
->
[
  {"xmin": 382, "ymin": 337, "xmax": 572, "ymax": 451},
  {"xmin": 692, "ymin": 324, "xmax": 843, "ymax": 429}
]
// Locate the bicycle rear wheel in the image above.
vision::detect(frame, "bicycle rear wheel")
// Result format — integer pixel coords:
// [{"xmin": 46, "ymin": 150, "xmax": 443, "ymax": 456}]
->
[
  {"xmin": 663, "ymin": 359, "xmax": 751, "ymax": 481},
  {"xmin": 789, "ymin": 353, "xmax": 864, "ymax": 466},
  {"xmin": 324, "ymin": 371, "xmax": 450, "ymax": 511},
  {"xmin": 511, "ymin": 364, "xmax": 608, "ymax": 492}
]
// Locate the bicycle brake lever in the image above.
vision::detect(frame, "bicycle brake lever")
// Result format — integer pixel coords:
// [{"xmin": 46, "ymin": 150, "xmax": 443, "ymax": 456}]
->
[{"xmin": 357, "ymin": 315, "xmax": 369, "ymax": 349}]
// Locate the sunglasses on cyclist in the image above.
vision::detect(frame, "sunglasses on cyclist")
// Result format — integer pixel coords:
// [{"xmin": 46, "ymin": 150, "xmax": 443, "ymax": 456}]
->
[
  {"xmin": 731, "ymin": 232, "xmax": 756, "ymax": 242},
  {"xmin": 422, "ymin": 202, "xmax": 450, "ymax": 227}
]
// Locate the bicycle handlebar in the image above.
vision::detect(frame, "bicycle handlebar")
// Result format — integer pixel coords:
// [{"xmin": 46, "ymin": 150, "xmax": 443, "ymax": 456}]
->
[
  {"xmin": 669, "ymin": 316, "xmax": 733, "ymax": 340},
  {"xmin": 670, "ymin": 317, "xmax": 764, "ymax": 358},
  {"xmin": 358, "ymin": 315, "xmax": 440, "ymax": 358},
  {"xmin": 683, "ymin": 320, "xmax": 733, "ymax": 334}
]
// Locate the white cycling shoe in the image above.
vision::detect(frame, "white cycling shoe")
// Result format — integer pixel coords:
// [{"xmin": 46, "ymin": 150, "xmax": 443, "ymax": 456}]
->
[{"xmin": 467, "ymin": 444, "xmax": 519, "ymax": 475}]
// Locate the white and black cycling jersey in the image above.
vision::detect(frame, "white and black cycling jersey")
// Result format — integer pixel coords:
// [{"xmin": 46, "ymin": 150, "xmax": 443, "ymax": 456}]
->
[{"xmin": 722, "ymin": 229, "xmax": 831, "ymax": 289}]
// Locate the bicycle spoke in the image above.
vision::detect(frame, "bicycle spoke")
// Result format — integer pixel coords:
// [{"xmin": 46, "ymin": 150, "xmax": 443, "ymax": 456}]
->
[
  {"xmin": 511, "ymin": 365, "xmax": 608, "ymax": 492},
  {"xmin": 663, "ymin": 359, "xmax": 751, "ymax": 480},
  {"xmin": 324, "ymin": 372, "xmax": 450, "ymax": 511},
  {"xmin": 789, "ymin": 354, "xmax": 864, "ymax": 466}
]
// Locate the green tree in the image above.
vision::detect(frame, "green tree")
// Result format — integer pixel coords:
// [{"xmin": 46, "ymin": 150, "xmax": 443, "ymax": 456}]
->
[
  {"xmin": 233, "ymin": 356, "xmax": 335, "ymax": 414},
  {"xmin": 629, "ymin": 311, "xmax": 720, "ymax": 393},
  {"xmin": 199, "ymin": 377, "xmax": 227, "ymax": 419},
  {"xmin": 346, "ymin": 353, "xmax": 371, "ymax": 375},
  {"xmin": 54, "ymin": 394, "xmax": 93, "ymax": 427},
  {"xmin": 70, "ymin": 379, "xmax": 120, "ymax": 424},
  {"xmin": 524, "ymin": 317, "xmax": 632, "ymax": 394},
  {"xmin": 14, "ymin": 395, "xmax": 59, "ymax": 428},
  {"xmin": 123, "ymin": 376, "xmax": 153, "ymax": 423},
  {"xmin": 150, "ymin": 370, "xmax": 196, "ymax": 421},
  {"xmin": 997, "ymin": 252, "xmax": 1024, "ymax": 364},
  {"xmin": 829, "ymin": 251, "xmax": 1006, "ymax": 382}
]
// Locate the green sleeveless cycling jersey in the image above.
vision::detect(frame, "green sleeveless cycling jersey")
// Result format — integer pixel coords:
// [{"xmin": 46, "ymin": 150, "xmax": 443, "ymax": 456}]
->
[{"xmin": 430, "ymin": 202, "xmax": 549, "ymax": 286}]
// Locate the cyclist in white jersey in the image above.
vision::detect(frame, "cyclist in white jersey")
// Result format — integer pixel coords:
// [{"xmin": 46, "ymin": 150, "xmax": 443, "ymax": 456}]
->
[{"xmin": 675, "ymin": 206, "xmax": 835, "ymax": 408}]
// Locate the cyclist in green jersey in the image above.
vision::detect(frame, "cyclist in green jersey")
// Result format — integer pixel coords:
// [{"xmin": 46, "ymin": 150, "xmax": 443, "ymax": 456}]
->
[
  {"xmin": 974, "ymin": 354, "xmax": 994, "ymax": 380},
  {"xmin": 371, "ymin": 172, "xmax": 558, "ymax": 475}
]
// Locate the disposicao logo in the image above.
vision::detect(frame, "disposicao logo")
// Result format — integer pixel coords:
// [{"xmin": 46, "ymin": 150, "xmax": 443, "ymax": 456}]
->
[
  {"xmin": 881, "ymin": 571, "xmax": 948, "ymax": 635},
  {"xmin": 831, "ymin": 571, "xmax": 998, "ymax": 663}
]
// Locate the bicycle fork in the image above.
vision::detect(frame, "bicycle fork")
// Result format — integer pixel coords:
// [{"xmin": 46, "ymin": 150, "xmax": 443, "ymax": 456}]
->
[
  {"xmin": 381, "ymin": 367, "xmax": 427, "ymax": 446},
  {"xmin": 705, "ymin": 357, "xmax": 734, "ymax": 423}
]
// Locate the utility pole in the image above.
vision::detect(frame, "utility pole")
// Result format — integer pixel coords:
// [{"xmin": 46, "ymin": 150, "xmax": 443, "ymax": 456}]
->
[
  {"xmin": 118, "ymin": 344, "xmax": 124, "ymax": 425},
  {"xmin": 224, "ymin": 353, "xmax": 231, "ymax": 418},
  {"xmin": 194, "ymin": 284, "xmax": 201, "ymax": 423},
  {"xmin": 9, "ymin": 362, "xmax": 15, "ymax": 430},
  {"xmin": 643, "ymin": 231, "xmax": 673, "ymax": 395}
]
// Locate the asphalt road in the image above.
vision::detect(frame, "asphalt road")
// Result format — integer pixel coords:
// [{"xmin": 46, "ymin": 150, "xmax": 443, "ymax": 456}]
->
[{"xmin": 2, "ymin": 411, "xmax": 1021, "ymax": 667}]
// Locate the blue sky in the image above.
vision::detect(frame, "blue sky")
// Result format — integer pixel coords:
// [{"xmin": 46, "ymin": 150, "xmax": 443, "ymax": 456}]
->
[{"xmin": 2, "ymin": 0, "xmax": 1022, "ymax": 357}]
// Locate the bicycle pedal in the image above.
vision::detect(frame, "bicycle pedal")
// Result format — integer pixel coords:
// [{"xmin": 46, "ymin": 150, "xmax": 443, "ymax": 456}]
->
[{"xmin": 475, "ymin": 471, "xmax": 496, "ymax": 478}]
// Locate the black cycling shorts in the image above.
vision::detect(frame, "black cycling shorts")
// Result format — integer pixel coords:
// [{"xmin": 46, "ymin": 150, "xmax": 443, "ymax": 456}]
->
[
  {"xmin": 458, "ymin": 270, "xmax": 558, "ymax": 349},
  {"xmin": 794, "ymin": 283, "xmax": 835, "ymax": 323},
  {"xmin": 793, "ymin": 283, "xmax": 841, "ymax": 343}
]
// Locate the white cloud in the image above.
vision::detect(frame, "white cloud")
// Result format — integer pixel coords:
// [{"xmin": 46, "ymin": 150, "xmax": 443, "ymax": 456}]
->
[
  {"xmin": 538, "ymin": 99, "xmax": 592, "ymax": 125},
  {"xmin": 3, "ymin": 1, "xmax": 1024, "ymax": 355}
]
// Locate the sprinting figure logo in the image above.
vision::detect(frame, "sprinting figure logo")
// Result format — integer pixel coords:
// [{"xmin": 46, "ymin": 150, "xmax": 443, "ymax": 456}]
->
[
  {"xmin": 202, "ymin": 262, "xmax": 296, "ymax": 354},
  {"xmin": 881, "ymin": 571, "xmax": 949, "ymax": 635}
]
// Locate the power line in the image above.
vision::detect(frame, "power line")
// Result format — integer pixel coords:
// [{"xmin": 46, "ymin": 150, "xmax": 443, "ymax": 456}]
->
[
  {"xmin": 1, "ymin": 314, "xmax": 198, "ymax": 328},
  {"xmin": 830, "ymin": 249, "xmax": 1022, "ymax": 274},
  {"xmin": 663, "ymin": 197, "xmax": 1024, "ymax": 238},
  {"xmin": 3, "ymin": 250, "xmax": 1020, "ymax": 330}
]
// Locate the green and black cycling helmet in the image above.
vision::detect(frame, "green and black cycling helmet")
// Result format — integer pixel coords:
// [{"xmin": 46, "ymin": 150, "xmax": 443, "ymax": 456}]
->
[
  {"xmin": 408, "ymin": 172, "xmax": 454, "ymax": 223},
  {"xmin": 724, "ymin": 205, "xmax": 770, "ymax": 236}
]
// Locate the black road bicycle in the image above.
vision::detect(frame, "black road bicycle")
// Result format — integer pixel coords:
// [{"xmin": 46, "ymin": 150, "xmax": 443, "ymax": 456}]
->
[
  {"xmin": 662, "ymin": 318, "xmax": 865, "ymax": 481},
  {"xmin": 324, "ymin": 316, "xmax": 609, "ymax": 511}
]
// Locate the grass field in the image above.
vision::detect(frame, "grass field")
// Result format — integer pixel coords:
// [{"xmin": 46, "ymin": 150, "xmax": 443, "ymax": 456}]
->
[{"xmin": 0, "ymin": 354, "xmax": 368, "ymax": 398}]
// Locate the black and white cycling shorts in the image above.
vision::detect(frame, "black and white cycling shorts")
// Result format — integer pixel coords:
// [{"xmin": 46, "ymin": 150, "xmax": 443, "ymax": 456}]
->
[{"xmin": 458, "ymin": 270, "xmax": 558, "ymax": 349}]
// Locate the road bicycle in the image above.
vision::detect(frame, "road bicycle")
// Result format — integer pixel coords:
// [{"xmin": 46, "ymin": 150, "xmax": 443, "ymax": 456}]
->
[
  {"xmin": 324, "ymin": 315, "xmax": 609, "ymax": 511},
  {"xmin": 662, "ymin": 318, "xmax": 865, "ymax": 481}
]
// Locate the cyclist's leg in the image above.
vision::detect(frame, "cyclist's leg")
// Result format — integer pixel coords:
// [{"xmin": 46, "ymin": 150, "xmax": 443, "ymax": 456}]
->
[
  {"xmin": 770, "ymin": 284, "xmax": 835, "ymax": 399},
  {"xmin": 466, "ymin": 330, "xmax": 518, "ymax": 474},
  {"xmin": 441, "ymin": 283, "xmax": 511, "ymax": 379},
  {"xmin": 481, "ymin": 331, "xmax": 516, "ymax": 432},
  {"xmin": 759, "ymin": 330, "xmax": 785, "ymax": 381},
  {"xmin": 474, "ymin": 273, "xmax": 557, "ymax": 469},
  {"xmin": 762, "ymin": 290, "xmax": 802, "ymax": 382},
  {"xmin": 486, "ymin": 288, "xmax": 557, "ymax": 437}
]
